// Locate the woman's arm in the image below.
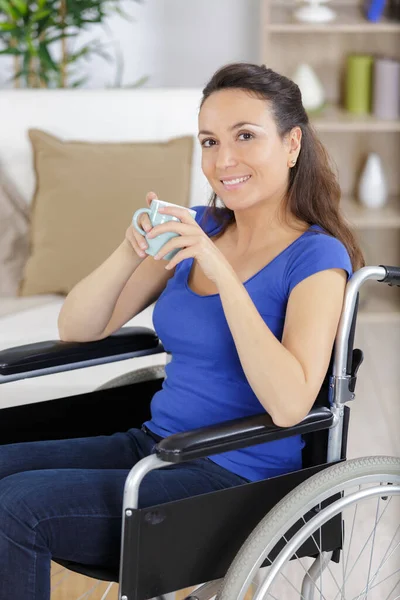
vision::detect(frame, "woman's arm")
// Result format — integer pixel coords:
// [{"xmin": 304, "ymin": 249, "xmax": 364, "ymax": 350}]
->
[
  {"xmin": 58, "ymin": 239, "xmax": 143, "ymax": 342},
  {"xmin": 216, "ymin": 267, "xmax": 347, "ymax": 427}
]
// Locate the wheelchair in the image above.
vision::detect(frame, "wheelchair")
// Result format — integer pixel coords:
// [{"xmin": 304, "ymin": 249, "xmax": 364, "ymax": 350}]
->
[{"xmin": 0, "ymin": 264, "xmax": 399, "ymax": 600}]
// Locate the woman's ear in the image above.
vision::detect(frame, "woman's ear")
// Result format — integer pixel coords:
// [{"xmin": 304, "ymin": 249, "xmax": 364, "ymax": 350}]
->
[
  {"xmin": 286, "ymin": 126, "xmax": 302, "ymax": 167},
  {"xmin": 290, "ymin": 126, "xmax": 302, "ymax": 153}
]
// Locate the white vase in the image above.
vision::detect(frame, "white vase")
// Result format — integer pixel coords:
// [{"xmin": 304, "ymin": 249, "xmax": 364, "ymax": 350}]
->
[
  {"xmin": 294, "ymin": 1, "xmax": 337, "ymax": 23},
  {"xmin": 292, "ymin": 64, "xmax": 325, "ymax": 112},
  {"xmin": 357, "ymin": 153, "xmax": 388, "ymax": 209}
]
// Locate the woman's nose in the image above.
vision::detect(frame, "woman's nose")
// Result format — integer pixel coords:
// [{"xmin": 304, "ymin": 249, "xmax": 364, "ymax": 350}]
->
[{"xmin": 215, "ymin": 144, "xmax": 238, "ymax": 169}]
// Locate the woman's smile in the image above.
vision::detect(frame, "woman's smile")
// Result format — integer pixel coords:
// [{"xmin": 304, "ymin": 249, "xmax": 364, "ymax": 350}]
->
[{"xmin": 220, "ymin": 174, "xmax": 252, "ymax": 191}]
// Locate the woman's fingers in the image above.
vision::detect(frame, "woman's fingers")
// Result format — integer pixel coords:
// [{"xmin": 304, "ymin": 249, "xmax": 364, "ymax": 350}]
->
[
  {"xmin": 125, "ymin": 225, "xmax": 147, "ymax": 258},
  {"xmin": 125, "ymin": 192, "xmax": 157, "ymax": 258},
  {"xmin": 146, "ymin": 191, "xmax": 157, "ymax": 207},
  {"xmin": 139, "ymin": 213, "xmax": 152, "ymax": 233}
]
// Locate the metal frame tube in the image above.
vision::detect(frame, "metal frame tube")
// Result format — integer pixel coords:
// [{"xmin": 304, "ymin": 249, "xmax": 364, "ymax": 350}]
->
[
  {"xmin": 118, "ymin": 454, "xmax": 174, "ymax": 598},
  {"xmin": 326, "ymin": 266, "xmax": 387, "ymax": 463},
  {"xmin": 333, "ymin": 266, "xmax": 386, "ymax": 378}
]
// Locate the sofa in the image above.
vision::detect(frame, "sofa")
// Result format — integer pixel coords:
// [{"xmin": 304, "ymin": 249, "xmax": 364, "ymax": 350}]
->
[{"xmin": 0, "ymin": 88, "xmax": 210, "ymax": 409}]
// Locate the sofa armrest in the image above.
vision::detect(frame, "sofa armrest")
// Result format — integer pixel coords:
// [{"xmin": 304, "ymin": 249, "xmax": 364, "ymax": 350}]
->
[
  {"xmin": 0, "ymin": 327, "xmax": 165, "ymax": 383},
  {"xmin": 156, "ymin": 406, "xmax": 333, "ymax": 463}
]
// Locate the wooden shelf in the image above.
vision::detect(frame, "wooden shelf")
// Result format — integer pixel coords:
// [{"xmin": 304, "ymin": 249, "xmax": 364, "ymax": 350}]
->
[
  {"xmin": 262, "ymin": 1, "xmax": 400, "ymax": 325},
  {"xmin": 310, "ymin": 105, "xmax": 400, "ymax": 132},
  {"xmin": 269, "ymin": 4, "xmax": 400, "ymax": 33},
  {"xmin": 341, "ymin": 197, "xmax": 400, "ymax": 229}
]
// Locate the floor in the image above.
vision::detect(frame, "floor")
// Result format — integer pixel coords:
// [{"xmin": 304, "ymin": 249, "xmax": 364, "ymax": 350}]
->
[{"xmin": 49, "ymin": 321, "xmax": 400, "ymax": 599}]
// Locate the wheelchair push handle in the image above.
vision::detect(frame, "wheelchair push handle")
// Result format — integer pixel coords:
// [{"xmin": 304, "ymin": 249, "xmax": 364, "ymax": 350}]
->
[{"xmin": 378, "ymin": 265, "xmax": 400, "ymax": 287}]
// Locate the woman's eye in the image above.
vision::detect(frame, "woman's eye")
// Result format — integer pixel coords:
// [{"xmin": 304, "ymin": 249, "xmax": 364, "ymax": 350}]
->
[
  {"xmin": 201, "ymin": 139, "xmax": 215, "ymax": 148},
  {"xmin": 238, "ymin": 132, "xmax": 254, "ymax": 141}
]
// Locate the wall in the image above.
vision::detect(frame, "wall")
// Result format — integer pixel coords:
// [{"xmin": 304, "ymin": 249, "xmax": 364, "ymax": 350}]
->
[{"xmin": 0, "ymin": 0, "xmax": 261, "ymax": 89}]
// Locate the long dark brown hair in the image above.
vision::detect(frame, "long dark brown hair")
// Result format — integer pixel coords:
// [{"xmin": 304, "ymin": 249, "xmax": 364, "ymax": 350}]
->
[{"xmin": 200, "ymin": 62, "xmax": 365, "ymax": 271}]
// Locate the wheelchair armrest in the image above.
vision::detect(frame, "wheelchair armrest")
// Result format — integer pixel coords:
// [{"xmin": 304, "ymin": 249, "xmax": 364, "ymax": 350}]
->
[
  {"xmin": 0, "ymin": 327, "xmax": 165, "ymax": 383},
  {"xmin": 155, "ymin": 406, "xmax": 333, "ymax": 463}
]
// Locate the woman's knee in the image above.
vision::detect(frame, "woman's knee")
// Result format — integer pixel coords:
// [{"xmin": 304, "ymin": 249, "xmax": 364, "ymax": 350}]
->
[{"xmin": 0, "ymin": 472, "xmax": 44, "ymax": 544}]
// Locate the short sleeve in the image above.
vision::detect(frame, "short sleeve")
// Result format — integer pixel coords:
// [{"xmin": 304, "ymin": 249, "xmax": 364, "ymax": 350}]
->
[
  {"xmin": 284, "ymin": 231, "xmax": 353, "ymax": 297},
  {"xmin": 191, "ymin": 204, "xmax": 208, "ymax": 229},
  {"xmin": 191, "ymin": 204, "xmax": 225, "ymax": 236}
]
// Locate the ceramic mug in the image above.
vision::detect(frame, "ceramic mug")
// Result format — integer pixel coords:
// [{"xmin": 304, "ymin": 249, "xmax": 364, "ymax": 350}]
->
[{"xmin": 132, "ymin": 199, "xmax": 197, "ymax": 260}]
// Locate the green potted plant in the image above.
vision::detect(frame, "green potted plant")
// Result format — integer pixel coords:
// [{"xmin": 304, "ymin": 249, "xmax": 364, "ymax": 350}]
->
[{"xmin": 0, "ymin": 0, "xmax": 142, "ymax": 88}]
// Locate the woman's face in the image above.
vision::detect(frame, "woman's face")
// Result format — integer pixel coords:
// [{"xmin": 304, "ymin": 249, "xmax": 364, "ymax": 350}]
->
[{"xmin": 198, "ymin": 88, "xmax": 300, "ymax": 211}]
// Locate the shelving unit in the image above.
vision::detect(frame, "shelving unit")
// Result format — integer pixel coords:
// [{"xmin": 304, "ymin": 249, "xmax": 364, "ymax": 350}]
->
[
  {"xmin": 261, "ymin": 0, "xmax": 400, "ymax": 323},
  {"xmin": 311, "ymin": 105, "xmax": 400, "ymax": 132},
  {"xmin": 268, "ymin": 3, "xmax": 400, "ymax": 32}
]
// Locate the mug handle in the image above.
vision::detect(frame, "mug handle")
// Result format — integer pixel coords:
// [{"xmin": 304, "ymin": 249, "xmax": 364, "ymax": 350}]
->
[{"xmin": 132, "ymin": 208, "xmax": 151, "ymax": 236}]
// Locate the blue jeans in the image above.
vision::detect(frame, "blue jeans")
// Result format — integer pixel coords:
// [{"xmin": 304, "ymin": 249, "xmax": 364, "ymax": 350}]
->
[{"xmin": 0, "ymin": 427, "xmax": 247, "ymax": 600}]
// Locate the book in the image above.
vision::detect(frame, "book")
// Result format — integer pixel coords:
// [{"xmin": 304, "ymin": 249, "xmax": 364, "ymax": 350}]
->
[{"xmin": 364, "ymin": 0, "xmax": 388, "ymax": 21}]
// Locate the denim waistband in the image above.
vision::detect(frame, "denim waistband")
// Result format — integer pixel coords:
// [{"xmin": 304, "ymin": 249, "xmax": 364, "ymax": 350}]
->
[{"xmin": 141, "ymin": 424, "xmax": 164, "ymax": 443}]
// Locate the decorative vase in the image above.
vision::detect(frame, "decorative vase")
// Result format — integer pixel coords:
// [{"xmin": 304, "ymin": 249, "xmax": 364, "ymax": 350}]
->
[
  {"xmin": 357, "ymin": 153, "xmax": 388, "ymax": 209},
  {"xmin": 292, "ymin": 64, "xmax": 325, "ymax": 112},
  {"xmin": 372, "ymin": 57, "xmax": 400, "ymax": 120},
  {"xmin": 293, "ymin": 0, "xmax": 337, "ymax": 22},
  {"xmin": 344, "ymin": 54, "xmax": 374, "ymax": 114}
]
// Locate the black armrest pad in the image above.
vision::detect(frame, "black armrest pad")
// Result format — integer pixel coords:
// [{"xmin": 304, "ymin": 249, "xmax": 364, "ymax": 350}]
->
[
  {"xmin": 156, "ymin": 406, "xmax": 333, "ymax": 462},
  {"xmin": 0, "ymin": 327, "xmax": 164, "ymax": 376}
]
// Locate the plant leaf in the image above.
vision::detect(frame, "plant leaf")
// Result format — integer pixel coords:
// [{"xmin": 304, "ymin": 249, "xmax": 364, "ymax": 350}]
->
[
  {"xmin": 0, "ymin": 0, "xmax": 20, "ymax": 20},
  {"xmin": 69, "ymin": 76, "xmax": 89, "ymax": 88},
  {"xmin": 0, "ymin": 46, "xmax": 21, "ymax": 55},
  {"xmin": 38, "ymin": 42, "xmax": 58, "ymax": 71},
  {"xmin": 10, "ymin": 0, "xmax": 27, "ymax": 16},
  {"xmin": 0, "ymin": 21, "xmax": 18, "ymax": 31},
  {"xmin": 122, "ymin": 75, "xmax": 150, "ymax": 88}
]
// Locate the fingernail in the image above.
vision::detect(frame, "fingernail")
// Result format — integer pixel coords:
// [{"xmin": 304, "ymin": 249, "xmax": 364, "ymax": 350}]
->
[{"xmin": 140, "ymin": 242, "xmax": 147, "ymax": 249}]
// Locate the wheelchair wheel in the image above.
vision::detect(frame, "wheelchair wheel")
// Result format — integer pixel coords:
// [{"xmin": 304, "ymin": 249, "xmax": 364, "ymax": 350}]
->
[
  {"xmin": 94, "ymin": 365, "xmax": 166, "ymax": 390},
  {"xmin": 217, "ymin": 456, "xmax": 400, "ymax": 600}
]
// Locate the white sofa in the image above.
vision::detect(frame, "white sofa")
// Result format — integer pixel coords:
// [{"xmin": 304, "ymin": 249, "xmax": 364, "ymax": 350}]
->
[{"xmin": 0, "ymin": 89, "xmax": 210, "ymax": 408}]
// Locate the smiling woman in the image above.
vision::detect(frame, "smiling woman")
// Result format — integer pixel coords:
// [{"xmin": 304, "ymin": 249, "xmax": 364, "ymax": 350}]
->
[
  {"xmin": 0, "ymin": 62, "xmax": 365, "ymax": 600},
  {"xmin": 199, "ymin": 108, "xmax": 298, "ymax": 203},
  {"xmin": 198, "ymin": 63, "xmax": 365, "ymax": 272}
]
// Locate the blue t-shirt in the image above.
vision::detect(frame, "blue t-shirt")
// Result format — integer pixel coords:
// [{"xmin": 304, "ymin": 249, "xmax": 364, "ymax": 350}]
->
[{"xmin": 144, "ymin": 205, "xmax": 352, "ymax": 482}]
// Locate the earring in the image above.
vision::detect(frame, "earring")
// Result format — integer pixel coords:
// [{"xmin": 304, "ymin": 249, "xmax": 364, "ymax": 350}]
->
[{"xmin": 290, "ymin": 159, "xmax": 296, "ymax": 166}]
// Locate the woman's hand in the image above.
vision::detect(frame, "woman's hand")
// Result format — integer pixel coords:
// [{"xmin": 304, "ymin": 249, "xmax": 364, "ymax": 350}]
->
[
  {"xmin": 124, "ymin": 191, "xmax": 157, "ymax": 258},
  {"xmin": 147, "ymin": 205, "xmax": 233, "ymax": 284}
]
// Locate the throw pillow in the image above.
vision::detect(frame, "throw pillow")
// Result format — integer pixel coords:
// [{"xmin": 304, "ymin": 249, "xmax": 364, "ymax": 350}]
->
[
  {"xmin": 19, "ymin": 129, "xmax": 194, "ymax": 296},
  {"xmin": 0, "ymin": 170, "xmax": 30, "ymax": 297}
]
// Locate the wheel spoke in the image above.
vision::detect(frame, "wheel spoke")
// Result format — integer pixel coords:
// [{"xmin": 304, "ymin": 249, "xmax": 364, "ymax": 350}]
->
[
  {"xmin": 364, "ymin": 568, "xmax": 400, "ymax": 595},
  {"xmin": 354, "ymin": 538, "xmax": 400, "ymax": 599},
  {"xmin": 272, "ymin": 533, "xmax": 328, "ymax": 600},
  {"xmin": 383, "ymin": 574, "xmax": 400, "ymax": 600},
  {"xmin": 332, "ymin": 493, "xmax": 394, "ymax": 600},
  {"xmin": 359, "ymin": 495, "xmax": 381, "ymax": 599},
  {"xmin": 298, "ymin": 511, "xmax": 343, "ymax": 598},
  {"xmin": 342, "ymin": 487, "xmax": 360, "ymax": 591}
]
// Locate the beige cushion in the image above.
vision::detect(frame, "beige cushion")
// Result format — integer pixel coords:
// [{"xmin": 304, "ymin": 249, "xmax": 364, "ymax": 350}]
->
[
  {"xmin": 0, "ymin": 171, "xmax": 30, "ymax": 297},
  {"xmin": 19, "ymin": 129, "xmax": 194, "ymax": 296}
]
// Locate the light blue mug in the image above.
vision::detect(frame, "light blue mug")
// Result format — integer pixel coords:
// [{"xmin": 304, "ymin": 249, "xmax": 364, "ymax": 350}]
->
[{"xmin": 132, "ymin": 199, "xmax": 197, "ymax": 260}]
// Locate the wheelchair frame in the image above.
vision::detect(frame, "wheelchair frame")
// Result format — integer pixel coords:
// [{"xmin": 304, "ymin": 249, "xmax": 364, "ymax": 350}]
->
[{"xmin": 0, "ymin": 264, "xmax": 399, "ymax": 600}]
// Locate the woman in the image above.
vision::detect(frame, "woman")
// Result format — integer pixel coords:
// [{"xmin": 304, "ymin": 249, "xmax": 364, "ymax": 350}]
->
[{"xmin": 0, "ymin": 63, "xmax": 364, "ymax": 598}]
